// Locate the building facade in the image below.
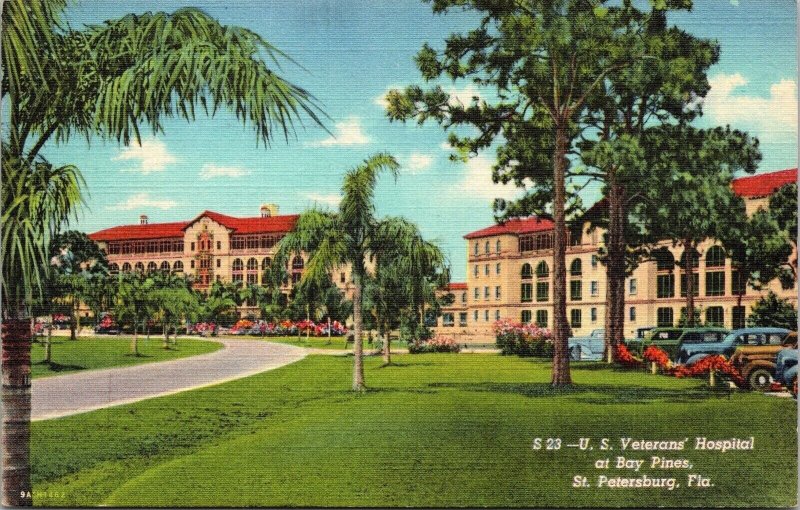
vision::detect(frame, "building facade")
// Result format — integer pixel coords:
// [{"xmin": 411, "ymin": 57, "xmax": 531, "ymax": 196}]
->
[
  {"xmin": 436, "ymin": 168, "xmax": 798, "ymax": 342},
  {"xmin": 89, "ymin": 205, "xmax": 355, "ymax": 316}
]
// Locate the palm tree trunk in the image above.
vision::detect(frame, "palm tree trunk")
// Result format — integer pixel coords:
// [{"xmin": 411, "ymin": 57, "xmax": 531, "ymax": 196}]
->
[
  {"xmin": 74, "ymin": 303, "xmax": 81, "ymax": 339},
  {"xmin": 383, "ymin": 327, "xmax": 391, "ymax": 366},
  {"xmin": 551, "ymin": 122, "xmax": 572, "ymax": 386},
  {"xmin": 2, "ymin": 318, "xmax": 33, "ymax": 507},
  {"xmin": 163, "ymin": 324, "xmax": 169, "ymax": 349},
  {"xmin": 70, "ymin": 300, "xmax": 77, "ymax": 341},
  {"xmin": 352, "ymin": 270, "xmax": 366, "ymax": 391},
  {"xmin": 131, "ymin": 325, "xmax": 139, "ymax": 356},
  {"xmin": 45, "ymin": 324, "xmax": 52, "ymax": 364}
]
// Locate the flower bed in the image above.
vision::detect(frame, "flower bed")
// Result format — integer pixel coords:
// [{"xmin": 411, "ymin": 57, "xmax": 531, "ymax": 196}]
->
[
  {"xmin": 642, "ymin": 345, "xmax": 671, "ymax": 369},
  {"xmin": 614, "ymin": 344, "xmax": 643, "ymax": 367},
  {"xmin": 493, "ymin": 319, "xmax": 554, "ymax": 358},
  {"xmin": 212, "ymin": 319, "xmax": 348, "ymax": 337},
  {"xmin": 670, "ymin": 355, "xmax": 745, "ymax": 387},
  {"xmin": 408, "ymin": 334, "xmax": 461, "ymax": 354}
]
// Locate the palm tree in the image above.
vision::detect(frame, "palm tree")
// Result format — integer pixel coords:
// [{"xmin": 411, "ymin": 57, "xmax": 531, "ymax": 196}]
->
[
  {"xmin": 276, "ymin": 153, "xmax": 400, "ymax": 391},
  {"xmin": 372, "ymin": 218, "xmax": 447, "ymax": 365},
  {"xmin": 114, "ymin": 273, "xmax": 156, "ymax": 356},
  {"xmin": 2, "ymin": 3, "xmax": 326, "ymax": 502}
]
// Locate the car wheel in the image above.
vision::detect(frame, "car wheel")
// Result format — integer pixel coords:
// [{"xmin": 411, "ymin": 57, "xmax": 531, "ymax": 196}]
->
[
  {"xmin": 747, "ymin": 367, "xmax": 773, "ymax": 392},
  {"xmin": 569, "ymin": 345, "xmax": 581, "ymax": 361}
]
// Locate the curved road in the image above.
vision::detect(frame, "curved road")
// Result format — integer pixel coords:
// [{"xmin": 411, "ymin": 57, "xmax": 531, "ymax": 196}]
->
[{"xmin": 32, "ymin": 339, "xmax": 307, "ymax": 421}]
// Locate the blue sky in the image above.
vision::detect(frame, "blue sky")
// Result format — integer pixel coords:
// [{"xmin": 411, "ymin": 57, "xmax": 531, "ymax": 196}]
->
[{"xmin": 43, "ymin": 0, "xmax": 797, "ymax": 280}]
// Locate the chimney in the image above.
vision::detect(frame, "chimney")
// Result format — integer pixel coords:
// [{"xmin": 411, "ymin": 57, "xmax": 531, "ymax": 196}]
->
[
  {"xmin": 260, "ymin": 204, "xmax": 278, "ymax": 218},
  {"xmin": 140, "ymin": 214, "xmax": 148, "ymax": 225}
]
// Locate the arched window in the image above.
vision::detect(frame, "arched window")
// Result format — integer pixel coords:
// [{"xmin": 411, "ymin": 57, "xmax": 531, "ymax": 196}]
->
[
  {"xmin": 134, "ymin": 262, "xmax": 145, "ymax": 272},
  {"xmin": 262, "ymin": 257, "xmax": 272, "ymax": 270},
  {"xmin": 173, "ymin": 261, "xmax": 184, "ymax": 272},
  {"xmin": 292, "ymin": 256, "xmax": 305, "ymax": 270},
  {"xmin": 535, "ymin": 261, "xmax": 549, "ymax": 278},
  {"xmin": 474, "ymin": 243, "xmax": 479, "ymax": 256},
  {"xmin": 109, "ymin": 263, "xmax": 119, "ymax": 275},
  {"xmin": 654, "ymin": 248, "xmax": 675, "ymax": 271},
  {"xmin": 521, "ymin": 263, "xmax": 533, "ymax": 279},
  {"xmin": 570, "ymin": 258, "xmax": 582, "ymax": 276},
  {"xmin": 680, "ymin": 249, "xmax": 699, "ymax": 269},
  {"xmin": 247, "ymin": 258, "xmax": 259, "ymax": 271},
  {"xmin": 160, "ymin": 261, "xmax": 170, "ymax": 272},
  {"xmin": 705, "ymin": 246, "xmax": 725, "ymax": 268},
  {"xmin": 484, "ymin": 241, "xmax": 490, "ymax": 254},
  {"xmin": 232, "ymin": 258, "xmax": 244, "ymax": 271},
  {"xmin": 147, "ymin": 261, "xmax": 158, "ymax": 273},
  {"xmin": 496, "ymin": 240, "xmax": 501, "ymax": 253},
  {"xmin": 122, "ymin": 262, "xmax": 132, "ymax": 272}
]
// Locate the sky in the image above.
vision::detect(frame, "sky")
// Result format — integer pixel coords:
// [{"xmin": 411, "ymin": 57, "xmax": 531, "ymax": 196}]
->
[{"xmin": 40, "ymin": 0, "xmax": 798, "ymax": 281}]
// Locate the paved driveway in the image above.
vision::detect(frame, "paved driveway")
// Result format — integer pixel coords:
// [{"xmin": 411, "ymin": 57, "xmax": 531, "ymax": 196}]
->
[{"xmin": 32, "ymin": 339, "xmax": 306, "ymax": 421}]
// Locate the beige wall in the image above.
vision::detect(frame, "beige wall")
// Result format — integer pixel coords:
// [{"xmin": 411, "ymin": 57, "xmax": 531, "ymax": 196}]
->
[{"xmin": 435, "ymin": 202, "xmax": 797, "ymax": 343}]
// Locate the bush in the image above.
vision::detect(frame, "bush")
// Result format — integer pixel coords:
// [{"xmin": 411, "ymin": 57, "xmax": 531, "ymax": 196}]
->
[
  {"xmin": 493, "ymin": 319, "xmax": 553, "ymax": 358},
  {"xmin": 408, "ymin": 335, "xmax": 461, "ymax": 354},
  {"xmin": 747, "ymin": 291, "xmax": 797, "ymax": 329}
]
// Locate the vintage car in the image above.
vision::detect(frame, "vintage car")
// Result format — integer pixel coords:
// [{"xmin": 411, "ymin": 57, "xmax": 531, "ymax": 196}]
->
[
  {"xmin": 568, "ymin": 328, "xmax": 605, "ymax": 361},
  {"xmin": 676, "ymin": 327, "xmax": 791, "ymax": 365},
  {"xmin": 774, "ymin": 339, "xmax": 798, "ymax": 397},
  {"xmin": 626, "ymin": 327, "xmax": 729, "ymax": 360},
  {"xmin": 727, "ymin": 330, "xmax": 796, "ymax": 391}
]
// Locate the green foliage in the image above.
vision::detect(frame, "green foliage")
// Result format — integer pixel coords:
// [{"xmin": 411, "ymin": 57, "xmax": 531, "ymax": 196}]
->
[
  {"xmin": 747, "ymin": 292, "xmax": 798, "ymax": 330},
  {"xmin": 496, "ymin": 332, "xmax": 554, "ymax": 358}
]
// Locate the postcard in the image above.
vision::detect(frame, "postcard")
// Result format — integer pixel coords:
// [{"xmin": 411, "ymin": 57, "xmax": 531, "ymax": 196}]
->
[{"xmin": 1, "ymin": 0, "xmax": 797, "ymax": 507}]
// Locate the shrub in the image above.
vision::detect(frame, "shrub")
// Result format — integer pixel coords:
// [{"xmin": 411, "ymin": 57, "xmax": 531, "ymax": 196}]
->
[
  {"xmin": 747, "ymin": 291, "xmax": 797, "ymax": 329},
  {"xmin": 493, "ymin": 319, "xmax": 553, "ymax": 358},
  {"xmin": 408, "ymin": 334, "xmax": 461, "ymax": 354}
]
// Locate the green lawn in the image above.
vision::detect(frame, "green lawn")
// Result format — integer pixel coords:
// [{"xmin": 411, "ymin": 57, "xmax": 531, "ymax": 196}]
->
[
  {"xmin": 226, "ymin": 334, "xmax": 407, "ymax": 351},
  {"xmin": 32, "ymin": 355, "xmax": 796, "ymax": 507},
  {"xmin": 31, "ymin": 336, "xmax": 222, "ymax": 378}
]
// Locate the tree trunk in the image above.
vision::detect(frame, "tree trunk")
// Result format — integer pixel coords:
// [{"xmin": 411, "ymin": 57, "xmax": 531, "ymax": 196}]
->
[
  {"xmin": 44, "ymin": 325, "xmax": 52, "ymax": 364},
  {"xmin": 383, "ymin": 328, "xmax": 391, "ymax": 366},
  {"xmin": 685, "ymin": 240, "xmax": 696, "ymax": 327},
  {"xmin": 131, "ymin": 325, "xmax": 139, "ymax": 356},
  {"xmin": 2, "ymin": 318, "xmax": 33, "ymax": 507},
  {"xmin": 604, "ymin": 180, "xmax": 627, "ymax": 362},
  {"xmin": 352, "ymin": 268, "xmax": 366, "ymax": 391},
  {"xmin": 74, "ymin": 304, "xmax": 81, "ymax": 339},
  {"xmin": 551, "ymin": 123, "xmax": 572, "ymax": 386},
  {"xmin": 69, "ymin": 302, "xmax": 77, "ymax": 341},
  {"xmin": 163, "ymin": 324, "xmax": 169, "ymax": 349}
]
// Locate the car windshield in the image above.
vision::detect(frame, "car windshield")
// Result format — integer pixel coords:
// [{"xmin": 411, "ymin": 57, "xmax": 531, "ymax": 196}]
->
[{"xmin": 649, "ymin": 330, "xmax": 682, "ymax": 341}]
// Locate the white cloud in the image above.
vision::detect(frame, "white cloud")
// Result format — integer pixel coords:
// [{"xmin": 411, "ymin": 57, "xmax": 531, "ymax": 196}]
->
[
  {"xmin": 108, "ymin": 193, "xmax": 177, "ymax": 211},
  {"xmin": 703, "ymin": 74, "xmax": 797, "ymax": 138},
  {"xmin": 446, "ymin": 84, "xmax": 483, "ymax": 107},
  {"xmin": 112, "ymin": 139, "xmax": 177, "ymax": 174},
  {"xmin": 729, "ymin": 0, "xmax": 739, "ymax": 5},
  {"xmin": 303, "ymin": 192, "xmax": 342, "ymax": 207},
  {"xmin": 403, "ymin": 152, "xmax": 434, "ymax": 174},
  {"xmin": 308, "ymin": 117, "xmax": 370, "ymax": 147},
  {"xmin": 199, "ymin": 163, "xmax": 251, "ymax": 180},
  {"xmin": 450, "ymin": 155, "xmax": 520, "ymax": 202}
]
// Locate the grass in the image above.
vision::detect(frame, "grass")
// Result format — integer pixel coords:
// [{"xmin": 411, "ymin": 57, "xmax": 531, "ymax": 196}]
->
[
  {"xmin": 31, "ymin": 336, "xmax": 223, "ymax": 378},
  {"xmin": 226, "ymin": 334, "xmax": 408, "ymax": 351},
  {"xmin": 31, "ymin": 355, "xmax": 796, "ymax": 507}
]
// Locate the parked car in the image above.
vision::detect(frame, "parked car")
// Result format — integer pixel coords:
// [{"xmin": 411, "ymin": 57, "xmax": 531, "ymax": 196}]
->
[
  {"xmin": 568, "ymin": 329, "xmax": 605, "ymax": 361},
  {"xmin": 774, "ymin": 336, "xmax": 798, "ymax": 397},
  {"xmin": 676, "ymin": 327, "xmax": 791, "ymax": 365},
  {"xmin": 94, "ymin": 325, "xmax": 122, "ymax": 335},
  {"xmin": 725, "ymin": 330, "xmax": 795, "ymax": 391},
  {"xmin": 635, "ymin": 326, "xmax": 655, "ymax": 339},
  {"xmin": 627, "ymin": 327, "xmax": 729, "ymax": 360}
]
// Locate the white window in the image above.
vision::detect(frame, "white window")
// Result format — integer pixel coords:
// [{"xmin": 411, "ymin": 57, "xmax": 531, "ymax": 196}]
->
[
  {"xmin": 630, "ymin": 306, "xmax": 636, "ymax": 321},
  {"xmin": 474, "ymin": 288, "xmax": 479, "ymax": 299},
  {"xmin": 484, "ymin": 310, "xmax": 490, "ymax": 321},
  {"xmin": 484, "ymin": 264, "xmax": 489, "ymax": 276},
  {"xmin": 495, "ymin": 286, "xmax": 501, "ymax": 300},
  {"xmin": 495, "ymin": 309, "xmax": 501, "ymax": 321},
  {"xmin": 496, "ymin": 263, "xmax": 501, "ymax": 275},
  {"xmin": 591, "ymin": 254, "xmax": 598, "ymax": 267},
  {"xmin": 590, "ymin": 281, "xmax": 599, "ymax": 296},
  {"xmin": 474, "ymin": 265, "xmax": 479, "ymax": 278},
  {"xmin": 591, "ymin": 307, "xmax": 597, "ymax": 322},
  {"xmin": 474, "ymin": 310, "xmax": 479, "ymax": 322},
  {"xmin": 629, "ymin": 278, "xmax": 638, "ymax": 295},
  {"xmin": 484, "ymin": 286, "xmax": 489, "ymax": 299}
]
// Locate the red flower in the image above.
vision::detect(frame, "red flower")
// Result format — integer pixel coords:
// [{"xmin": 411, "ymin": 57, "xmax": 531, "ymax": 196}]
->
[
  {"xmin": 643, "ymin": 345, "xmax": 671, "ymax": 369},
  {"xmin": 614, "ymin": 344, "xmax": 643, "ymax": 367}
]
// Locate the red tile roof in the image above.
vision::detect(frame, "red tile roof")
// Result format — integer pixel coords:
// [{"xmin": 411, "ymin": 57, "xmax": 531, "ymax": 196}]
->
[
  {"xmin": 89, "ymin": 211, "xmax": 299, "ymax": 242},
  {"xmin": 88, "ymin": 221, "xmax": 189, "ymax": 241},
  {"xmin": 732, "ymin": 168, "xmax": 796, "ymax": 198},
  {"xmin": 445, "ymin": 282, "xmax": 467, "ymax": 291},
  {"xmin": 464, "ymin": 216, "xmax": 555, "ymax": 239},
  {"xmin": 182, "ymin": 210, "xmax": 300, "ymax": 234}
]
